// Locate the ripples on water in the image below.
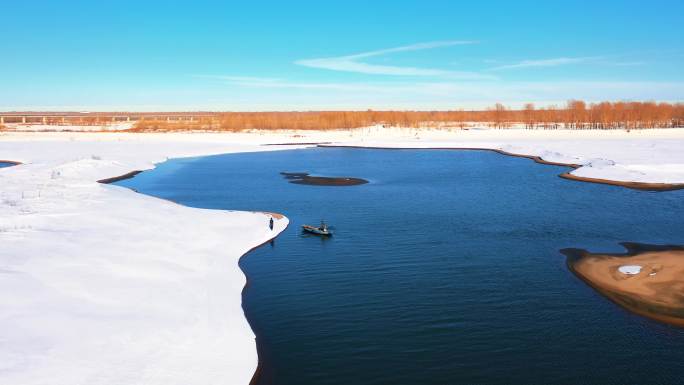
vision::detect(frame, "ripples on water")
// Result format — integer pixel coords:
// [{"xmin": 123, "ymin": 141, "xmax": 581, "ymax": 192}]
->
[{"xmin": 117, "ymin": 148, "xmax": 684, "ymax": 385}]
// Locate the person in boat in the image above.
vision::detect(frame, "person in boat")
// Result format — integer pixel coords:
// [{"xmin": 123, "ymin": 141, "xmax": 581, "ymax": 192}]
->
[
  {"xmin": 319, "ymin": 221, "xmax": 327, "ymax": 232},
  {"xmin": 269, "ymin": 217, "xmax": 274, "ymax": 230}
]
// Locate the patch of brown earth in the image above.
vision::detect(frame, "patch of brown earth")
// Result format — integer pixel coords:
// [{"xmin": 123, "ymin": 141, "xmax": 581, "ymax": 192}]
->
[
  {"xmin": 280, "ymin": 172, "xmax": 368, "ymax": 186},
  {"xmin": 562, "ymin": 243, "xmax": 684, "ymax": 327}
]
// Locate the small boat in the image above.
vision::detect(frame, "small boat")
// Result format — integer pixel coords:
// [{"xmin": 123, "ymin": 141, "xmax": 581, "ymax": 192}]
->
[{"xmin": 302, "ymin": 222, "xmax": 332, "ymax": 236}]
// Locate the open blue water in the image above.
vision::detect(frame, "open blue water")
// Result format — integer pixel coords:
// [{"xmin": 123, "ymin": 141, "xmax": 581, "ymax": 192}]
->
[{"xmin": 116, "ymin": 148, "xmax": 684, "ymax": 385}]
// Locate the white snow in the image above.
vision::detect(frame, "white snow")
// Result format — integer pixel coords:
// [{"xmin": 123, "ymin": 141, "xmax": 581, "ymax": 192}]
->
[
  {"xmin": 1, "ymin": 126, "xmax": 683, "ymax": 385},
  {"xmin": 317, "ymin": 126, "xmax": 684, "ymax": 184},
  {"xmin": 0, "ymin": 132, "xmax": 302, "ymax": 385},
  {"xmin": 618, "ymin": 265, "xmax": 643, "ymax": 275}
]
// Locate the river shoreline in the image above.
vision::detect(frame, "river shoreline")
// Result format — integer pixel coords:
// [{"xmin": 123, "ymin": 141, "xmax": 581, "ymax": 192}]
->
[
  {"xmin": 98, "ymin": 165, "xmax": 290, "ymax": 385},
  {"xmin": 318, "ymin": 145, "xmax": 684, "ymax": 191},
  {"xmin": 1, "ymin": 128, "xmax": 683, "ymax": 384}
]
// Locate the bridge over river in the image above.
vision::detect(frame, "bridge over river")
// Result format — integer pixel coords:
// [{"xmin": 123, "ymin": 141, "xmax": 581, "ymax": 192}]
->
[{"xmin": 0, "ymin": 112, "xmax": 218, "ymax": 125}]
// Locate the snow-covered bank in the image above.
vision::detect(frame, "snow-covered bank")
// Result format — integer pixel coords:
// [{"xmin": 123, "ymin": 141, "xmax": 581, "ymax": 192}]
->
[
  {"xmin": 0, "ymin": 127, "xmax": 683, "ymax": 384},
  {"xmin": 314, "ymin": 126, "xmax": 684, "ymax": 185},
  {"xmin": 0, "ymin": 133, "xmax": 300, "ymax": 385}
]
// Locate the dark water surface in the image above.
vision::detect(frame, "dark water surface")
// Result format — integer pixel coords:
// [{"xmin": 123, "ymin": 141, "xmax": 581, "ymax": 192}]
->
[{"xmin": 116, "ymin": 148, "xmax": 684, "ymax": 385}]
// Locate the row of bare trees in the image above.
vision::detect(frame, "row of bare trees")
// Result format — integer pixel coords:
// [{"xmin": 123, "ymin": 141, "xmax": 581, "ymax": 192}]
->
[
  {"xmin": 126, "ymin": 100, "xmax": 684, "ymax": 131},
  {"xmin": 518, "ymin": 101, "xmax": 684, "ymax": 129}
]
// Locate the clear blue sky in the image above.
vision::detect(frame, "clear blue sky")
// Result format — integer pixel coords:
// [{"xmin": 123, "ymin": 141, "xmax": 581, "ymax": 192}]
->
[{"xmin": 1, "ymin": 0, "xmax": 683, "ymax": 111}]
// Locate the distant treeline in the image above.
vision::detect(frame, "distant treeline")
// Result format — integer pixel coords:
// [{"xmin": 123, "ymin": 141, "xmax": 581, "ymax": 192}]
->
[{"xmin": 101, "ymin": 100, "xmax": 684, "ymax": 131}]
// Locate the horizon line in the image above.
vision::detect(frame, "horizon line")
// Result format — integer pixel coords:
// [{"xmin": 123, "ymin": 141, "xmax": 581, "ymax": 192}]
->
[{"xmin": 2, "ymin": 99, "xmax": 684, "ymax": 114}]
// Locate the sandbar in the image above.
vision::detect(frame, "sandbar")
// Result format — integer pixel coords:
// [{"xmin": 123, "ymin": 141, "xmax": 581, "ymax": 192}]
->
[
  {"xmin": 281, "ymin": 171, "xmax": 368, "ymax": 186},
  {"xmin": 562, "ymin": 243, "xmax": 684, "ymax": 327}
]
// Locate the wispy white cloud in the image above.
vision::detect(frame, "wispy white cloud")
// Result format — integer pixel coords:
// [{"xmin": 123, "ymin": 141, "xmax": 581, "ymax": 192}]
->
[
  {"xmin": 488, "ymin": 57, "xmax": 594, "ymax": 71},
  {"xmin": 204, "ymin": 75, "xmax": 684, "ymax": 104},
  {"xmin": 294, "ymin": 41, "xmax": 495, "ymax": 80},
  {"xmin": 340, "ymin": 41, "xmax": 474, "ymax": 60},
  {"xmin": 187, "ymin": 43, "xmax": 680, "ymax": 110},
  {"xmin": 6, "ymin": 80, "xmax": 683, "ymax": 111},
  {"xmin": 487, "ymin": 55, "xmax": 651, "ymax": 70}
]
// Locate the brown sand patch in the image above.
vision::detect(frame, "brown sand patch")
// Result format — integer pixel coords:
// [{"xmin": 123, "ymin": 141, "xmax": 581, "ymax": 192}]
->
[
  {"xmin": 558, "ymin": 172, "xmax": 684, "ymax": 191},
  {"xmin": 262, "ymin": 212, "xmax": 284, "ymax": 220},
  {"xmin": 280, "ymin": 172, "xmax": 368, "ymax": 186},
  {"xmin": 562, "ymin": 243, "xmax": 684, "ymax": 327},
  {"xmin": 0, "ymin": 160, "xmax": 22, "ymax": 166},
  {"xmin": 97, "ymin": 170, "xmax": 143, "ymax": 184}
]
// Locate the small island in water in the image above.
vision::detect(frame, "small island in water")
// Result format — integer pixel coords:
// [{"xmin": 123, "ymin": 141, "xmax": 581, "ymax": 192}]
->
[
  {"xmin": 562, "ymin": 243, "xmax": 684, "ymax": 327},
  {"xmin": 281, "ymin": 172, "xmax": 368, "ymax": 186}
]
